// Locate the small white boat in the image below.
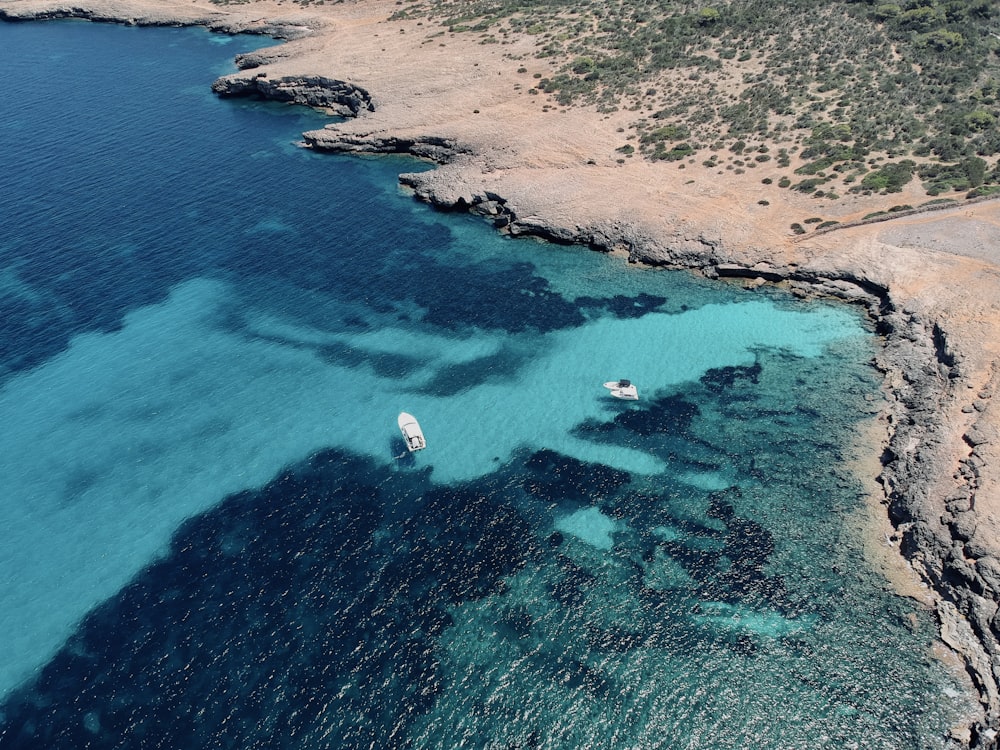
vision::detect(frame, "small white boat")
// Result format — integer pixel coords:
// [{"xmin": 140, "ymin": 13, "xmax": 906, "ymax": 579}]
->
[
  {"xmin": 398, "ymin": 412, "xmax": 426, "ymax": 452},
  {"xmin": 603, "ymin": 379, "xmax": 639, "ymax": 400}
]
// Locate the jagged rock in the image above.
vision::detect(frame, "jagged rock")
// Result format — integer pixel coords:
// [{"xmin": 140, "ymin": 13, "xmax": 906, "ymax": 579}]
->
[
  {"xmin": 631, "ymin": 233, "xmax": 722, "ymax": 267},
  {"xmin": 977, "ymin": 557, "xmax": 1000, "ymax": 596},
  {"xmin": 311, "ymin": 133, "xmax": 460, "ymax": 162},
  {"xmin": 944, "ymin": 546, "xmax": 981, "ymax": 591},
  {"xmin": 508, "ymin": 216, "xmax": 579, "ymax": 244},
  {"xmin": 968, "ymin": 537, "xmax": 995, "ymax": 562},
  {"xmin": 212, "ymin": 74, "xmax": 373, "ymax": 117},
  {"xmin": 951, "ymin": 510, "xmax": 980, "ymax": 542},
  {"xmin": 968, "ymin": 421, "xmax": 998, "ymax": 447},
  {"xmin": 947, "ymin": 492, "xmax": 975, "ymax": 513},
  {"xmin": 233, "ymin": 47, "xmax": 296, "ymax": 70}
]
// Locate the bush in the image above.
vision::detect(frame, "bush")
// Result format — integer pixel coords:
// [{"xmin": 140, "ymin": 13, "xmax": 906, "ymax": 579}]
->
[
  {"xmin": 871, "ymin": 4, "xmax": 901, "ymax": 21},
  {"xmin": 653, "ymin": 142, "xmax": 696, "ymax": 161},
  {"xmin": 860, "ymin": 160, "xmax": 915, "ymax": 192},
  {"xmin": 967, "ymin": 185, "xmax": 1000, "ymax": 198},
  {"xmin": 897, "ymin": 5, "xmax": 943, "ymax": 32},
  {"xmin": 915, "ymin": 30, "xmax": 964, "ymax": 51},
  {"xmin": 919, "ymin": 157, "xmax": 987, "ymax": 193},
  {"xmin": 697, "ymin": 7, "xmax": 721, "ymax": 26},
  {"xmin": 793, "ymin": 178, "xmax": 825, "ymax": 193},
  {"xmin": 641, "ymin": 124, "xmax": 690, "ymax": 144}
]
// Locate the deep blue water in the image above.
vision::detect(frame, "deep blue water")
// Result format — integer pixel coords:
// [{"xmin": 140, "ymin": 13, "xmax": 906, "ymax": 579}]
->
[{"xmin": 0, "ymin": 19, "xmax": 973, "ymax": 749}]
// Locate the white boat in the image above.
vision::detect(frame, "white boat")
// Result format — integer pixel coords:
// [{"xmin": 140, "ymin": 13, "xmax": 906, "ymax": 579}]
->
[
  {"xmin": 398, "ymin": 412, "xmax": 426, "ymax": 452},
  {"xmin": 603, "ymin": 379, "xmax": 639, "ymax": 400}
]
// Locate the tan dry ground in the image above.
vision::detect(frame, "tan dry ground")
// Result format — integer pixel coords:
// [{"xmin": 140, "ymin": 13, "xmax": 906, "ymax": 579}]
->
[{"xmin": 5, "ymin": 0, "xmax": 1000, "ymax": 720}]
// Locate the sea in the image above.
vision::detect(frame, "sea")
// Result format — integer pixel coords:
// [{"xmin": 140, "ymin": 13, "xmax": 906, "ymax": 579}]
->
[{"xmin": 0, "ymin": 19, "xmax": 974, "ymax": 749}]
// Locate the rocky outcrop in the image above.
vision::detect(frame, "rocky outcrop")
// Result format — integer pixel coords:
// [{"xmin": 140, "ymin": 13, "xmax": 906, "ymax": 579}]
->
[
  {"xmin": 879, "ymin": 325, "xmax": 1000, "ymax": 748},
  {"xmin": 0, "ymin": 3, "xmax": 315, "ymax": 39},
  {"xmin": 305, "ymin": 131, "xmax": 466, "ymax": 162},
  {"xmin": 211, "ymin": 73, "xmax": 373, "ymax": 117},
  {"xmin": 0, "ymin": 3, "xmax": 212, "ymax": 25}
]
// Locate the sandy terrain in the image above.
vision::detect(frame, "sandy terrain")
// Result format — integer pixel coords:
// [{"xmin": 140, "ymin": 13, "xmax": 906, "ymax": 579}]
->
[{"xmin": 3, "ymin": 0, "xmax": 1000, "ymax": 741}]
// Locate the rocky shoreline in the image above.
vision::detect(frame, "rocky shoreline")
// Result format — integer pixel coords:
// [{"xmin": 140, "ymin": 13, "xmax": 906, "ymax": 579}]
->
[
  {"xmin": 4, "ymin": 2, "xmax": 1000, "ymax": 745},
  {"xmin": 389, "ymin": 161, "xmax": 1000, "ymax": 748}
]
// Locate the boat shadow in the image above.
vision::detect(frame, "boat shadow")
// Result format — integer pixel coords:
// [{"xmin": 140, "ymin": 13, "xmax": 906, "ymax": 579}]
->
[{"xmin": 390, "ymin": 437, "xmax": 416, "ymax": 464}]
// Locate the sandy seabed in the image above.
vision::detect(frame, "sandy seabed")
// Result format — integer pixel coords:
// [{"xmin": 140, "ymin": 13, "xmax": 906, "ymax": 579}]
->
[{"xmin": 3, "ymin": 0, "xmax": 1000, "ymax": 741}]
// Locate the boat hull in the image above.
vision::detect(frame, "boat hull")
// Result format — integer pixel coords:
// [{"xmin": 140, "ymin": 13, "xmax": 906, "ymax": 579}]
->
[
  {"xmin": 604, "ymin": 380, "xmax": 638, "ymax": 400},
  {"xmin": 397, "ymin": 412, "xmax": 426, "ymax": 451},
  {"xmin": 609, "ymin": 386, "xmax": 639, "ymax": 400}
]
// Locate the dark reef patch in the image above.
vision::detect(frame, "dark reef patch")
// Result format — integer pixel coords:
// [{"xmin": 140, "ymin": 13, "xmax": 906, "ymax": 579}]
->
[
  {"xmin": 611, "ymin": 393, "xmax": 701, "ymax": 437},
  {"xmin": 576, "ymin": 292, "xmax": 667, "ymax": 319},
  {"xmin": 413, "ymin": 262, "xmax": 584, "ymax": 334},
  {"xmin": 700, "ymin": 361, "xmax": 762, "ymax": 392},
  {"xmin": 0, "ymin": 449, "xmax": 536, "ymax": 749},
  {"xmin": 523, "ymin": 448, "xmax": 631, "ymax": 502}
]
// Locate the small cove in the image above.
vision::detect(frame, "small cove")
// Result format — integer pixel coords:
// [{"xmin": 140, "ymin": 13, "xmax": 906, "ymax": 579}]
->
[{"xmin": 0, "ymin": 19, "xmax": 975, "ymax": 748}]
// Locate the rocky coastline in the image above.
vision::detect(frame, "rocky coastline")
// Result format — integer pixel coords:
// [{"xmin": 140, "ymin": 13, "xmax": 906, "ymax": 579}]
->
[
  {"xmin": 385, "ymin": 158, "xmax": 1000, "ymax": 748},
  {"xmin": 272, "ymin": 80, "xmax": 1000, "ymax": 746},
  {"xmin": 4, "ymin": 2, "xmax": 1000, "ymax": 745}
]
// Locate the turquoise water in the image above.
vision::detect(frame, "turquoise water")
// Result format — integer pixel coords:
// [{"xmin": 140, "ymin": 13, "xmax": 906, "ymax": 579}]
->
[{"xmin": 0, "ymin": 20, "xmax": 971, "ymax": 748}]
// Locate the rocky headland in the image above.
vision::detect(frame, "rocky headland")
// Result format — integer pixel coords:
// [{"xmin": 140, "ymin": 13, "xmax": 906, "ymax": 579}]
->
[{"xmin": 4, "ymin": 0, "xmax": 1000, "ymax": 744}]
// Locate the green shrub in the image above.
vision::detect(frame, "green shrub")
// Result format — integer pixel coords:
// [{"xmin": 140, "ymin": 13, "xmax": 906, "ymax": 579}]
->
[
  {"xmin": 697, "ymin": 7, "xmax": 721, "ymax": 26},
  {"xmin": 897, "ymin": 5, "xmax": 943, "ymax": 32},
  {"xmin": 641, "ymin": 124, "xmax": 690, "ymax": 144},
  {"xmin": 915, "ymin": 30, "xmax": 965, "ymax": 51},
  {"xmin": 872, "ymin": 4, "xmax": 901, "ymax": 21},
  {"xmin": 859, "ymin": 160, "xmax": 915, "ymax": 192},
  {"xmin": 967, "ymin": 185, "xmax": 1000, "ymax": 198},
  {"xmin": 793, "ymin": 178, "xmax": 825, "ymax": 193},
  {"xmin": 653, "ymin": 142, "xmax": 696, "ymax": 161}
]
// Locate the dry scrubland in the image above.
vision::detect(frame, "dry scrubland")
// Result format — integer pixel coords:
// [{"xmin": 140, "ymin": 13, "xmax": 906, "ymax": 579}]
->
[{"xmin": 268, "ymin": 0, "xmax": 1000, "ymax": 234}]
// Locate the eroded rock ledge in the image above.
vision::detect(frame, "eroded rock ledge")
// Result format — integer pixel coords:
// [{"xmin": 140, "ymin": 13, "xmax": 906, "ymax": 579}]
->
[
  {"xmin": 305, "ymin": 130, "xmax": 469, "ymax": 163},
  {"xmin": 0, "ymin": 3, "xmax": 314, "ymax": 39},
  {"xmin": 879, "ymin": 315, "xmax": 1000, "ymax": 749},
  {"xmin": 212, "ymin": 73, "xmax": 374, "ymax": 118}
]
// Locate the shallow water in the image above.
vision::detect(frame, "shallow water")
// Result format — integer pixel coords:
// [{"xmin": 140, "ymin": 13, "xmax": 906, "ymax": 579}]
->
[{"xmin": 0, "ymin": 19, "xmax": 972, "ymax": 748}]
